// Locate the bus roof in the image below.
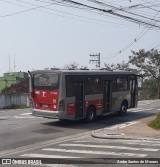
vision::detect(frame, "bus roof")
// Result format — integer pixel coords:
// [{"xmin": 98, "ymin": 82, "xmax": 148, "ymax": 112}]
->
[{"xmin": 30, "ymin": 69, "xmax": 137, "ymax": 76}]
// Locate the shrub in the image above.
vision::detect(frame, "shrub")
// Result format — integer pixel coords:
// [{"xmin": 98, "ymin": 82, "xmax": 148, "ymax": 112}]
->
[{"xmin": 148, "ymin": 113, "xmax": 160, "ymax": 130}]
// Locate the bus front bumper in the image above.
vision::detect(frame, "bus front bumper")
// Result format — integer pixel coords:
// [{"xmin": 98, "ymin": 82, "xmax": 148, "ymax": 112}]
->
[{"xmin": 32, "ymin": 109, "xmax": 59, "ymax": 119}]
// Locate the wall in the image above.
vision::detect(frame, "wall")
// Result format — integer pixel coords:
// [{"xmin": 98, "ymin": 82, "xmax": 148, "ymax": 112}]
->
[{"xmin": 0, "ymin": 93, "xmax": 30, "ymax": 109}]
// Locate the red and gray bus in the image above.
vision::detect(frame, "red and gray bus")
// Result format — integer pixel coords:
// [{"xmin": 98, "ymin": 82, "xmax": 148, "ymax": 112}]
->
[{"xmin": 28, "ymin": 70, "xmax": 138, "ymax": 122}]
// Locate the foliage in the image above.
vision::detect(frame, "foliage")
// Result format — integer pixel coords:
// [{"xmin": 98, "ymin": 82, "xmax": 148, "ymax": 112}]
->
[
  {"xmin": 104, "ymin": 61, "xmax": 138, "ymax": 73},
  {"xmin": 1, "ymin": 78, "xmax": 29, "ymax": 94},
  {"xmin": 129, "ymin": 49, "xmax": 160, "ymax": 98},
  {"xmin": 63, "ymin": 62, "xmax": 89, "ymax": 70},
  {"xmin": 129, "ymin": 49, "xmax": 160, "ymax": 78},
  {"xmin": 139, "ymin": 78, "xmax": 158, "ymax": 100},
  {"xmin": 63, "ymin": 62, "xmax": 79, "ymax": 70},
  {"xmin": 148, "ymin": 113, "xmax": 160, "ymax": 130},
  {"xmin": 103, "ymin": 49, "xmax": 160, "ymax": 100}
]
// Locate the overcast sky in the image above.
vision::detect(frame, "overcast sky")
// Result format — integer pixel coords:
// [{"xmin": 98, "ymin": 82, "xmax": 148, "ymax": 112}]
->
[{"xmin": 0, "ymin": 0, "xmax": 160, "ymax": 75}]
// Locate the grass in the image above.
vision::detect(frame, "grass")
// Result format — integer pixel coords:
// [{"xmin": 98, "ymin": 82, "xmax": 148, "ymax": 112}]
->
[{"xmin": 148, "ymin": 113, "xmax": 160, "ymax": 130}]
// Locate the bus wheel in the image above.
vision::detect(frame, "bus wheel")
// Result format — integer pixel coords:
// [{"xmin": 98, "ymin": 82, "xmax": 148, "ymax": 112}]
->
[
  {"xmin": 119, "ymin": 102, "xmax": 128, "ymax": 116},
  {"xmin": 86, "ymin": 107, "xmax": 96, "ymax": 122}
]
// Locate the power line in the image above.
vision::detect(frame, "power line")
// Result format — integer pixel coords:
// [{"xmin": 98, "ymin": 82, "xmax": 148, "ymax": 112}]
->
[
  {"xmin": 0, "ymin": 2, "xmax": 53, "ymax": 17},
  {"xmin": 1, "ymin": 0, "xmax": 160, "ymax": 29},
  {"xmin": 101, "ymin": 3, "xmax": 160, "ymax": 59},
  {"xmin": 0, "ymin": 0, "xmax": 137, "ymax": 28},
  {"xmin": 49, "ymin": 0, "xmax": 160, "ymax": 29}
]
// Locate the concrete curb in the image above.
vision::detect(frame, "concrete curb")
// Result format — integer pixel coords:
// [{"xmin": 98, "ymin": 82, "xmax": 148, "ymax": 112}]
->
[{"xmin": 91, "ymin": 131, "xmax": 160, "ymax": 141}]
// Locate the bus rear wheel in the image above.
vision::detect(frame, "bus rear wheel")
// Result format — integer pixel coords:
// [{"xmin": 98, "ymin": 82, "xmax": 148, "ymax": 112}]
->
[
  {"xmin": 119, "ymin": 102, "xmax": 128, "ymax": 116},
  {"xmin": 86, "ymin": 107, "xmax": 96, "ymax": 122}
]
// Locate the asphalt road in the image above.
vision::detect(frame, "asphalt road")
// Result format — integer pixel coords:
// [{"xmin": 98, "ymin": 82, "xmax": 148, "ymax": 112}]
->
[{"xmin": 0, "ymin": 100, "xmax": 160, "ymax": 166}]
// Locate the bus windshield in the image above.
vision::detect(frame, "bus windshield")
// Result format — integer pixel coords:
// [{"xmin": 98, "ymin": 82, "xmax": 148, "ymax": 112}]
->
[{"xmin": 33, "ymin": 73, "xmax": 59, "ymax": 90}]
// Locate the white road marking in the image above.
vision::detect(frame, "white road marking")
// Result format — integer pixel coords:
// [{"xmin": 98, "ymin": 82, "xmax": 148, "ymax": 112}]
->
[
  {"xmin": 42, "ymin": 148, "xmax": 147, "ymax": 157},
  {"xmin": 13, "ymin": 116, "xmax": 36, "ymax": 118},
  {"xmin": 128, "ymin": 108, "xmax": 143, "ymax": 111},
  {"xmin": 138, "ymin": 104, "xmax": 150, "ymax": 106},
  {"xmin": 103, "ymin": 121, "xmax": 138, "ymax": 130},
  {"xmin": 60, "ymin": 143, "xmax": 159, "ymax": 152},
  {"xmin": 20, "ymin": 113, "xmax": 32, "ymax": 115},
  {"xmin": 157, "ymin": 109, "xmax": 160, "ymax": 110},
  {"xmin": 12, "ymin": 126, "xmax": 27, "ymax": 129},
  {"xmin": 21, "ymin": 153, "xmax": 82, "ymax": 159},
  {"xmin": 116, "ymin": 141, "xmax": 160, "ymax": 146},
  {"xmin": 74, "ymin": 140, "xmax": 160, "ymax": 146},
  {"xmin": 0, "ymin": 131, "xmax": 89, "ymax": 157},
  {"xmin": 129, "ymin": 108, "xmax": 154, "ymax": 112}
]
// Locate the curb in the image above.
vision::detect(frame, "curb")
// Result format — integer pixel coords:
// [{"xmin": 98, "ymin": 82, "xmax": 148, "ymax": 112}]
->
[{"xmin": 91, "ymin": 131, "xmax": 160, "ymax": 141}]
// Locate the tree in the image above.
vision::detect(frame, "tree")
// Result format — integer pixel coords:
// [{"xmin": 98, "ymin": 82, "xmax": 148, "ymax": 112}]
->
[
  {"xmin": 2, "ymin": 78, "xmax": 29, "ymax": 94},
  {"xmin": 139, "ymin": 78, "xmax": 158, "ymax": 100},
  {"xmin": 63, "ymin": 62, "xmax": 79, "ymax": 70},
  {"xmin": 104, "ymin": 61, "xmax": 137, "ymax": 72},
  {"xmin": 129, "ymin": 49, "xmax": 160, "ymax": 99}
]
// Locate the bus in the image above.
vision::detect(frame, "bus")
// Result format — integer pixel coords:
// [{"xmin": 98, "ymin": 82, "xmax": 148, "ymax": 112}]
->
[{"xmin": 28, "ymin": 69, "xmax": 138, "ymax": 122}]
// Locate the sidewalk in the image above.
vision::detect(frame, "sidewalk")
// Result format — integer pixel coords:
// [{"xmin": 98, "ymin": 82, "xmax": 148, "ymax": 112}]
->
[{"xmin": 91, "ymin": 117, "xmax": 160, "ymax": 140}]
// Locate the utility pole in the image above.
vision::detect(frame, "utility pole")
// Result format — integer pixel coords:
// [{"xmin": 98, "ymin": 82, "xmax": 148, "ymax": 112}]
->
[
  {"xmin": 89, "ymin": 53, "xmax": 101, "ymax": 68},
  {"xmin": 9, "ymin": 54, "xmax": 11, "ymax": 73},
  {"xmin": 14, "ymin": 54, "xmax": 16, "ymax": 72}
]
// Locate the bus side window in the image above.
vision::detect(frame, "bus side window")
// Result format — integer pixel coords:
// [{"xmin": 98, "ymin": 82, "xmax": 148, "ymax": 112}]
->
[
  {"xmin": 66, "ymin": 77, "xmax": 75, "ymax": 97},
  {"xmin": 112, "ymin": 79, "xmax": 117, "ymax": 92},
  {"xmin": 86, "ymin": 77, "xmax": 102, "ymax": 94},
  {"xmin": 117, "ymin": 77, "xmax": 128, "ymax": 91}
]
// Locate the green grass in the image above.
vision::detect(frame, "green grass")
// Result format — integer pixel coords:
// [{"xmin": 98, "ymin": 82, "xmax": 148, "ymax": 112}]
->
[{"xmin": 148, "ymin": 113, "xmax": 160, "ymax": 130}]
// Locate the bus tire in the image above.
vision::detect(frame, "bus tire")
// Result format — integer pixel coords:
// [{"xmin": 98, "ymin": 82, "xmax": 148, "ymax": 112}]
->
[
  {"xmin": 119, "ymin": 102, "xmax": 128, "ymax": 116},
  {"xmin": 86, "ymin": 106, "xmax": 96, "ymax": 122}
]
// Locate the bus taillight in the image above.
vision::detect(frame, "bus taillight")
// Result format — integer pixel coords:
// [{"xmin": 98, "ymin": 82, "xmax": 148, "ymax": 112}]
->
[{"xmin": 59, "ymin": 100, "xmax": 65, "ymax": 111}]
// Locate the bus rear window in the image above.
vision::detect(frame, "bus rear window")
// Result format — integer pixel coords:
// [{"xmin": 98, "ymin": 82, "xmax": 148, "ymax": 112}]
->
[{"xmin": 33, "ymin": 73, "xmax": 59, "ymax": 90}]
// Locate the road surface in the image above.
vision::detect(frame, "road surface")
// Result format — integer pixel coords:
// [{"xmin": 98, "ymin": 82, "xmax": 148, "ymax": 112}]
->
[{"xmin": 0, "ymin": 100, "xmax": 160, "ymax": 166}]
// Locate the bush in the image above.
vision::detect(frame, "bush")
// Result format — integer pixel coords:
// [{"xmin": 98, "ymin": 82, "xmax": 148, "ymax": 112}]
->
[{"xmin": 148, "ymin": 113, "xmax": 160, "ymax": 130}]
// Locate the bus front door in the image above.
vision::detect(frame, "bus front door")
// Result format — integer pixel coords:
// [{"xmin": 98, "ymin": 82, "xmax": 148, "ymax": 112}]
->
[
  {"xmin": 103, "ymin": 81, "xmax": 111, "ymax": 114},
  {"xmin": 74, "ymin": 81, "xmax": 84, "ymax": 119}
]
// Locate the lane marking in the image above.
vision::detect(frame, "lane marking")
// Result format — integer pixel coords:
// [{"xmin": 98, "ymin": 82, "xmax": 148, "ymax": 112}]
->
[
  {"xmin": 60, "ymin": 143, "xmax": 159, "ymax": 152},
  {"xmin": 129, "ymin": 108, "xmax": 154, "ymax": 113},
  {"xmin": 138, "ymin": 104, "xmax": 150, "ymax": 106},
  {"xmin": 13, "ymin": 116, "xmax": 36, "ymax": 119},
  {"xmin": 128, "ymin": 108, "xmax": 143, "ymax": 111},
  {"xmin": 103, "ymin": 121, "xmax": 138, "ymax": 130},
  {"xmin": 21, "ymin": 153, "xmax": 82, "ymax": 159},
  {"xmin": 42, "ymin": 148, "xmax": 147, "ymax": 157},
  {"xmin": 12, "ymin": 126, "xmax": 27, "ymax": 129},
  {"xmin": 0, "ymin": 131, "xmax": 89, "ymax": 157},
  {"xmin": 20, "ymin": 113, "xmax": 32, "ymax": 116},
  {"xmin": 74, "ymin": 140, "xmax": 160, "ymax": 146}
]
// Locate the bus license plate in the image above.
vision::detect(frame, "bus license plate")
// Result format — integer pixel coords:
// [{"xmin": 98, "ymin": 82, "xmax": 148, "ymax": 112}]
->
[{"xmin": 43, "ymin": 104, "xmax": 48, "ymax": 108}]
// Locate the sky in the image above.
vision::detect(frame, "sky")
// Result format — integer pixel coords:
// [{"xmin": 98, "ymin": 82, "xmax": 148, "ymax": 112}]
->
[{"xmin": 0, "ymin": 0, "xmax": 160, "ymax": 75}]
